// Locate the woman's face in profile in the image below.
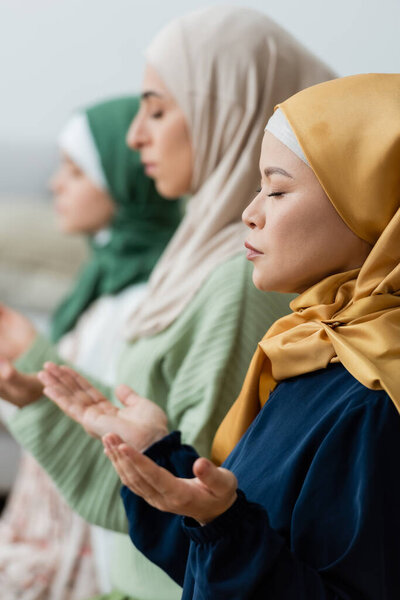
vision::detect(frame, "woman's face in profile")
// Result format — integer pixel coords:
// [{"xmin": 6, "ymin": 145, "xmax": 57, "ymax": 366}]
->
[
  {"xmin": 243, "ymin": 132, "xmax": 371, "ymax": 294},
  {"xmin": 50, "ymin": 154, "xmax": 115, "ymax": 234},
  {"xmin": 127, "ymin": 64, "xmax": 193, "ymax": 199}
]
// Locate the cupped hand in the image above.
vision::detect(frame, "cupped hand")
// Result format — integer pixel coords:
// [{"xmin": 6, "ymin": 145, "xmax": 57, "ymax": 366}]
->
[
  {"xmin": 0, "ymin": 304, "xmax": 36, "ymax": 361},
  {"xmin": 103, "ymin": 434, "xmax": 238, "ymax": 525},
  {"xmin": 37, "ymin": 363, "xmax": 169, "ymax": 451},
  {"xmin": 0, "ymin": 358, "xmax": 43, "ymax": 407}
]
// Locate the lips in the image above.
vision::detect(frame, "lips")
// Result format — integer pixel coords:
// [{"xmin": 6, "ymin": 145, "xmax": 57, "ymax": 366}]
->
[
  {"xmin": 142, "ymin": 161, "xmax": 157, "ymax": 176},
  {"xmin": 244, "ymin": 241, "xmax": 263, "ymax": 260}
]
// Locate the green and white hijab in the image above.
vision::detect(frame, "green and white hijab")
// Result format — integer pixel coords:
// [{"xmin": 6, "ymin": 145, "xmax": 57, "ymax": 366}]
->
[{"xmin": 51, "ymin": 96, "xmax": 182, "ymax": 342}]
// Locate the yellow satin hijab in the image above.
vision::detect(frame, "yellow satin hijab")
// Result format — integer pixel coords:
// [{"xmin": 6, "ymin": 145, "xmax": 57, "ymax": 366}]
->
[{"xmin": 212, "ymin": 74, "xmax": 400, "ymax": 465}]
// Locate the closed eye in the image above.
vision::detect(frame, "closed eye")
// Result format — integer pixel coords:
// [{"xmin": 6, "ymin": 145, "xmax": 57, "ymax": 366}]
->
[{"xmin": 268, "ymin": 192, "xmax": 284, "ymax": 197}]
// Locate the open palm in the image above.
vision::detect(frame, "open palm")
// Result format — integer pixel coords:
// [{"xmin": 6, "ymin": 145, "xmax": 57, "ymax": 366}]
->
[
  {"xmin": 38, "ymin": 363, "xmax": 168, "ymax": 452},
  {"xmin": 103, "ymin": 433, "xmax": 238, "ymax": 525}
]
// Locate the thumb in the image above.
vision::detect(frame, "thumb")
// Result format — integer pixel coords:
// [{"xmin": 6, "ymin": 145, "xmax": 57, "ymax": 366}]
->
[
  {"xmin": 193, "ymin": 458, "xmax": 237, "ymax": 497},
  {"xmin": 115, "ymin": 383, "xmax": 141, "ymax": 407},
  {"xmin": 0, "ymin": 357, "xmax": 15, "ymax": 380}
]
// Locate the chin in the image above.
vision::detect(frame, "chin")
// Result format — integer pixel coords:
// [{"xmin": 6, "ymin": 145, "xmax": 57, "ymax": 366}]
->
[
  {"xmin": 252, "ymin": 269, "xmax": 294, "ymax": 294},
  {"xmin": 155, "ymin": 178, "xmax": 188, "ymax": 199},
  {"xmin": 56, "ymin": 219, "xmax": 79, "ymax": 235},
  {"xmin": 252, "ymin": 269, "xmax": 270, "ymax": 292}
]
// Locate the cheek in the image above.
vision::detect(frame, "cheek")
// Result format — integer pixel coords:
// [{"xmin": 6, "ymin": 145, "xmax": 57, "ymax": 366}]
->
[
  {"xmin": 57, "ymin": 187, "xmax": 101, "ymax": 229},
  {"xmin": 157, "ymin": 120, "xmax": 192, "ymax": 195},
  {"xmin": 268, "ymin": 205, "xmax": 310, "ymax": 255},
  {"xmin": 252, "ymin": 202, "xmax": 325, "ymax": 292},
  {"xmin": 162, "ymin": 120, "xmax": 191, "ymax": 162}
]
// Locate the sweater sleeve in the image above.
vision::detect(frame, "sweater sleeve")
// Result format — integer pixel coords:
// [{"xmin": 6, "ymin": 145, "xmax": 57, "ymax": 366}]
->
[
  {"xmin": 8, "ymin": 257, "xmax": 291, "ymax": 534},
  {"xmin": 8, "ymin": 334, "xmax": 128, "ymax": 532},
  {"xmin": 180, "ymin": 394, "xmax": 400, "ymax": 599},
  {"xmin": 121, "ymin": 432, "xmax": 199, "ymax": 586},
  {"xmin": 163, "ymin": 256, "xmax": 292, "ymax": 456}
]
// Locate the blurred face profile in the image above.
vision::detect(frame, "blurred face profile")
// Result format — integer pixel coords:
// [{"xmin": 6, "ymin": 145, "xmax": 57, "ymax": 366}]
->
[
  {"xmin": 126, "ymin": 64, "xmax": 193, "ymax": 198},
  {"xmin": 242, "ymin": 132, "xmax": 372, "ymax": 294},
  {"xmin": 50, "ymin": 154, "xmax": 115, "ymax": 234}
]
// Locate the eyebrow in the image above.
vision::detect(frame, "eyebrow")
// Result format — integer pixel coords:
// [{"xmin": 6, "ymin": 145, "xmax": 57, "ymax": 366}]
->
[
  {"xmin": 264, "ymin": 167, "xmax": 293, "ymax": 179},
  {"xmin": 141, "ymin": 91, "xmax": 164, "ymax": 100}
]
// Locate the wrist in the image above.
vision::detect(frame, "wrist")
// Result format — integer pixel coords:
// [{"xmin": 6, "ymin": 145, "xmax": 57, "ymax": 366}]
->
[
  {"xmin": 196, "ymin": 491, "xmax": 238, "ymax": 525},
  {"xmin": 16, "ymin": 376, "xmax": 44, "ymax": 408},
  {"xmin": 183, "ymin": 490, "xmax": 248, "ymax": 542},
  {"xmin": 140, "ymin": 426, "xmax": 169, "ymax": 453}
]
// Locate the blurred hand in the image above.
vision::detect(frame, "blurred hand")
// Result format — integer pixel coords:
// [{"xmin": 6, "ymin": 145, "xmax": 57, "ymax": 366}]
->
[
  {"xmin": 103, "ymin": 433, "xmax": 238, "ymax": 525},
  {"xmin": 0, "ymin": 358, "xmax": 43, "ymax": 407},
  {"xmin": 38, "ymin": 363, "xmax": 169, "ymax": 451},
  {"xmin": 0, "ymin": 304, "xmax": 36, "ymax": 361}
]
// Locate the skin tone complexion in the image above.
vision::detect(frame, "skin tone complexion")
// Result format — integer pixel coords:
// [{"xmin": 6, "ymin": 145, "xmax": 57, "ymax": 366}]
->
[
  {"xmin": 243, "ymin": 132, "xmax": 372, "ymax": 294},
  {"xmin": 50, "ymin": 154, "xmax": 115, "ymax": 234},
  {"xmin": 126, "ymin": 64, "xmax": 193, "ymax": 199}
]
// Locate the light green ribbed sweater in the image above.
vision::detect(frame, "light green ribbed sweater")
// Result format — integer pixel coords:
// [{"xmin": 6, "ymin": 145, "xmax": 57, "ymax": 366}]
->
[{"xmin": 11, "ymin": 253, "xmax": 293, "ymax": 600}]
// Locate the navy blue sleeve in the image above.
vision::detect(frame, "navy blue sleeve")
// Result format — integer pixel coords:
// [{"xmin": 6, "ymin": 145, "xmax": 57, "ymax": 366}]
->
[
  {"xmin": 121, "ymin": 431, "xmax": 199, "ymax": 586},
  {"xmin": 181, "ymin": 395, "xmax": 400, "ymax": 599}
]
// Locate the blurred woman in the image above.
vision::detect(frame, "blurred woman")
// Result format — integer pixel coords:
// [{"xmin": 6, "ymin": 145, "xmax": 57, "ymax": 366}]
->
[{"xmin": 0, "ymin": 96, "xmax": 181, "ymax": 599}]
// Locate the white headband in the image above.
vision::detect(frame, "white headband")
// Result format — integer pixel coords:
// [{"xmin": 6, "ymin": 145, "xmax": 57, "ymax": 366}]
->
[
  {"xmin": 58, "ymin": 112, "xmax": 108, "ymax": 190},
  {"xmin": 264, "ymin": 108, "xmax": 309, "ymax": 166}
]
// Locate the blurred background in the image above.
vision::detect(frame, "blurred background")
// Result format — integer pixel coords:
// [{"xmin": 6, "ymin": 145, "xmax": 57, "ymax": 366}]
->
[
  {"xmin": 1, "ymin": 0, "xmax": 400, "ymax": 198},
  {"xmin": 0, "ymin": 0, "xmax": 399, "ymax": 493}
]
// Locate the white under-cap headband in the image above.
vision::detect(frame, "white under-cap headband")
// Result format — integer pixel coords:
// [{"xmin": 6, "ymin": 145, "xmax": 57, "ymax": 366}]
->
[
  {"xmin": 265, "ymin": 108, "xmax": 309, "ymax": 166},
  {"xmin": 58, "ymin": 112, "xmax": 108, "ymax": 190}
]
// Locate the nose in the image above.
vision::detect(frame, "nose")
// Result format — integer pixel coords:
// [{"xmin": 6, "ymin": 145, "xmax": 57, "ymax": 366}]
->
[
  {"xmin": 242, "ymin": 193, "xmax": 265, "ymax": 230},
  {"xmin": 126, "ymin": 110, "xmax": 149, "ymax": 150}
]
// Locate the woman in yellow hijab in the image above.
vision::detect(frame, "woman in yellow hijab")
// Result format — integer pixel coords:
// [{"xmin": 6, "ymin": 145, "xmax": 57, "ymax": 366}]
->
[{"xmin": 40, "ymin": 73, "xmax": 400, "ymax": 598}]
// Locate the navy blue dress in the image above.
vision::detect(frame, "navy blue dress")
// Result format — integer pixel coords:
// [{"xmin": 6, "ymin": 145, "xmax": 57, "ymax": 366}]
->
[{"xmin": 121, "ymin": 363, "xmax": 400, "ymax": 599}]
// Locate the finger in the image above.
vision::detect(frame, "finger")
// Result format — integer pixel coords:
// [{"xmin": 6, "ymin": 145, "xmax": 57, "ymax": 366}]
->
[
  {"xmin": 107, "ymin": 443, "xmax": 168, "ymax": 502},
  {"xmin": 103, "ymin": 441, "xmax": 127, "ymax": 480},
  {"xmin": 122, "ymin": 446, "xmax": 180, "ymax": 499},
  {"xmin": 103, "ymin": 433, "xmax": 124, "ymax": 448},
  {"xmin": 59, "ymin": 366, "xmax": 105, "ymax": 403},
  {"xmin": 103, "ymin": 434, "xmax": 179, "ymax": 505},
  {"xmin": 192, "ymin": 458, "xmax": 237, "ymax": 497},
  {"xmin": 42, "ymin": 384, "xmax": 81, "ymax": 416},
  {"xmin": 116, "ymin": 444, "xmax": 160, "ymax": 497},
  {"xmin": 104, "ymin": 436, "xmax": 169, "ymax": 497},
  {"xmin": 40, "ymin": 372, "xmax": 90, "ymax": 405},
  {"xmin": 102, "ymin": 439, "xmax": 149, "ymax": 496},
  {"xmin": 103, "ymin": 436, "xmax": 130, "ymax": 471},
  {"xmin": 38, "ymin": 370, "xmax": 68, "ymax": 391},
  {"xmin": 42, "ymin": 363, "xmax": 78, "ymax": 394},
  {"xmin": 44, "ymin": 363, "xmax": 105, "ymax": 405},
  {"xmin": 115, "ymin": 384, "xmax": 141, "ymax": 407}
]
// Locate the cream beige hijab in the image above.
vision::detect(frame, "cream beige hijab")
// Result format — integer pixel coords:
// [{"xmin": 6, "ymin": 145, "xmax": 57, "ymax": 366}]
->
[{"xmin": 126, "ymin": 6, "xmax": 335, "ymax": 340}]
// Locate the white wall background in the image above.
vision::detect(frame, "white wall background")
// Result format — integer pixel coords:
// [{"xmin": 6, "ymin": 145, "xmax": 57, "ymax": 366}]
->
[{"xmin": 1, "ymin": 0, "xmax": 399, "ymax": 193}]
